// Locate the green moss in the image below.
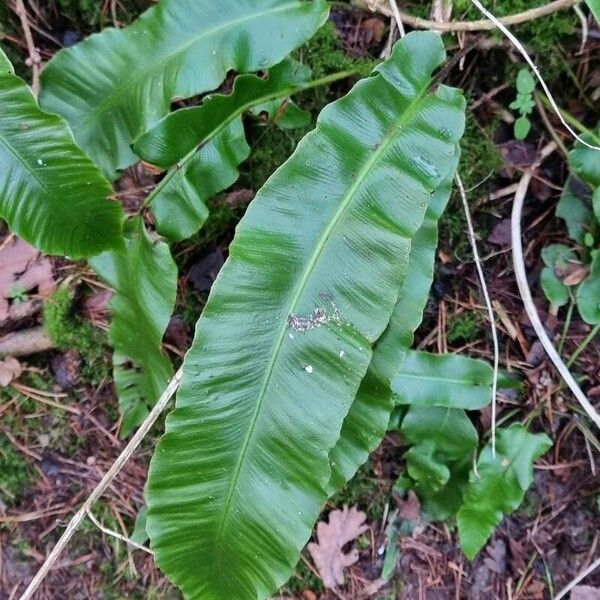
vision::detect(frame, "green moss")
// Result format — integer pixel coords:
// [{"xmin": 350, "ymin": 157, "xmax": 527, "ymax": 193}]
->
[
  {"xmin": 0, "ymin": 435, "xmax": 34, "ymax": 503},
  {"xmin": 243, "ymin": 21, "xmax": 378, "ymax": 191},
  {"xmin": 43, "ymin": 287, "xmax": 109, "ymax": 383},
  {"xmin": 330, "ymin": 459, "xmax": 390, "ymax": 523},
  {"xmin": 283, "ymin": 552, "xmax": 325, "ymax": 595},
  {"xmin": 447, "ymin": 312, "xmax": 482, "ymax": 344}
]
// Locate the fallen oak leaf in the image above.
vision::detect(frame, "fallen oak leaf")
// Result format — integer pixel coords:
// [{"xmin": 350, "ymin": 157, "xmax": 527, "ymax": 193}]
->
[
  {"xmin": 0, "ymin": 356, "xmax": 22, "ymax": 387},
  {"xmin": 308, "ymin": 505, "xmax": 367, "ymax": 589}
]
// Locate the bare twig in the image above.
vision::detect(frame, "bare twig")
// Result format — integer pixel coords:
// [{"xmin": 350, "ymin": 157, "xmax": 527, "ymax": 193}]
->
[
  {"xmin": 455, "ymin": 173, "xmax": 500, "ymax": 456},
  {"xmin": 554, "ymin": 554, "xmax": 600, "ymax": 599},
  {"xmin": 13, "ymin": 0, "xmax": 41, "ymax": 94},
  {"xmin": 19, "ymin": 366, "xmax": 183, "ymax": 600},
  {"xmin": 0, "ymin": 327, "xmax": 54, "ymax": 356},
  {"xmin": 388, "ymin": 0, "xmax": 406, "ymax": 37},
  {"xmin": 467, "ymin": 0, "xmax": 600, "ymax": 152},
  {"xmin": 358, "ymin": 0, "xmax": 581, "ymax": 32},
  {"xmin": 511, "ymin": 143, "xmax": 600, "ymax": 433},
  {"xmin": 85, "ymin": 507, "xmax": 153, "ymax": 555}
]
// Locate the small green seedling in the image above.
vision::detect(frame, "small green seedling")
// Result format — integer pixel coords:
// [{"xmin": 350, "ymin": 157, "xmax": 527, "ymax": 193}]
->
[
  {"xmin": 7, "ymin": 284, "xmax": 28, "ymax": 304},
  {"xmin": 509, "ymin": 68, "xmax": 536, "ymax": 140}
]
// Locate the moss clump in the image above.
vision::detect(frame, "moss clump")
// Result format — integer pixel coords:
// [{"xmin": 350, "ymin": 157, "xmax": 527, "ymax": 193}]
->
[
  {"xmin": 0, "ymin": 435, "xmax": 34, "ymax": 503},
  {"xmin": 43, "ymin": 287, "xmax": 109, "ymax": 383},
  {"xmin": 243, "ymin": 21, "xmax": 378, "ymax": 191},
  {"xmin": 447, "ymin": 312, "xmax": 482, "ymax": 344}
]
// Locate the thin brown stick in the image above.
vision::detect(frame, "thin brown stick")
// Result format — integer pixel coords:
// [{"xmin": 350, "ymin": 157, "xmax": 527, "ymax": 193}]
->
[
  {"xmin": 355, "ymin": 0, "xmax": 581, "ymax": 32},
  {"xmin": 19, "ymin": 366, "xmax": 183, "ymax": 600},
  {"xmin": 13, "ymin": 0, "xmax": 41, "ymax": 94}
]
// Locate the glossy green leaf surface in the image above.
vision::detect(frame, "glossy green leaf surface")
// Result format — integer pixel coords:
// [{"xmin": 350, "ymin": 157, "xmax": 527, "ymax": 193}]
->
[
  {"xmin": 0, "ymin": 47, "xmax": 123, "ymax": 258},
  {"xmin": 540, "ymin": 243, "xmax": 577, "ymax": 307},
  {"xmin": 569, "ymin": 129, "xmax": 600, "ymax": 188},
  {"xmin": 587, "ymin": 0, "xmax": 600, "ymax": 24},
  {"xmin": 556, "ymin": 176, "xmax": 593, "ymax": 245},
  {"xmin": 392, "ymin": 350, "xmax": 493, "ymax": 410},
  {"xmin": 39, "ymin": 0, "xmax": 329, "ymax": 178},
  {"xmin": 135, "ymin": 60, "xmax": 315, "ymax": 241},
  {"xmin": 90, "ymin": 217, "xmax": 177, "ymax": 436},
  {"xmin": 327, "ymin": 158, "xmax": 459, "ymax": 494},
  {"xmin": 577, "ymin": 251, "xmax": 600, "ymax": 324},
  {"xmin": 457, "ymin": 424, "xmax": 551, "ymax": 559},
  {"xmin": 145, "ymin": 119, "xmax": 250, "ymax": 241},
  {"xmin": 134, "ymin": 59, "xmax": 312, "ymax": 168},
  {"xmin": 146, "ymin": 32, "xmax": 465, "ymax": 600}
]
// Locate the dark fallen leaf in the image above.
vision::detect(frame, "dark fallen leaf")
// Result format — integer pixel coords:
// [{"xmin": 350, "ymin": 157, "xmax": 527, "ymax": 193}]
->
[
  {"xmin": 508, "ymin": 537, "xmax": 527, "ymax": 572},
  {"xmin": 51, "ymin": 350, "xmax": 81, "ymax": 389},
  {"xmin": 530, "ymin": 176, "xmax": 552, "ymax": 201},
  {"xmin": 483, "ymin": 538, "xmax": 506, "ymax": 575},
  {"xmin": 164, "ymin": 315, "xmax": 190, "ymax": 351},
  {"xmin": 0, "ymin": 237, "xmax": 55, "ymax": 321},
  {"xmin": 500, "ymin": 141, "xmax": 537, "ymax": 176},
  {"xmin": 488, "ymin": 218, "xmax": 512, "ymax": 246},
  {"xmin": 395, "ymin": 489, "xmax": 421, "ymax": 523},
  {"xmin": 188, "ymin": 249, "xmax": 225, "ymax": 292},
  {"xmin": 220, "ymin": 188, "xmax": 254, "ymax": 208},
  {"xmin": 82, "ymin": 289, "xmax": 112, "ymax": 320},
  {"xmin": 526, "ymin": 341, "xmax": 546, "ymax": 366}
]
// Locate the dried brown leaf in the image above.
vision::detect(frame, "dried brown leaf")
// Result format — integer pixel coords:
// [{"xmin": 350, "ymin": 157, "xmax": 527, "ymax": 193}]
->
[
  {"xmin": 0, "ymin": 237, "xmax": 55, "ymax": 321},
  {"xmin": 0, "ymin": 356, "xmax": 22, "ymax": 387},
  {"xmin": 308, "ymin": 505, "xmax": 367, "ymax": 588},
  {"xmin": 572, "ymin": 586, "xmax": 600, "ymax": 600},
  {"xmin": 561, "ymin": 264, "xmax": 589, "ymax": 287}
]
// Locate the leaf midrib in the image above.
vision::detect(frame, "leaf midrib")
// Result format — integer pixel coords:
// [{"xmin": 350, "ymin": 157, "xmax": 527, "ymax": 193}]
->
[
  {"xmin": 396, "ymin": 372, "xmax": 485, "ymax": 387},
  {"xmin": 0, "ymin": 80, "xmax": 75, "ymax": 215},
  {"xmin": 214, "ymin": 78, "xmax": 433, "ymax": 555},
  {"xmin": 77, "ymin": 1, "xmax": 311, "ymax": 131}
]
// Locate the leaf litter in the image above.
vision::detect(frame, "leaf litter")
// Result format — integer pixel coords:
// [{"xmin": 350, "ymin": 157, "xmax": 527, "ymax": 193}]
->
[{"xmin": 308, "ymin": 505, "xmax": 367, "ymax": 589}]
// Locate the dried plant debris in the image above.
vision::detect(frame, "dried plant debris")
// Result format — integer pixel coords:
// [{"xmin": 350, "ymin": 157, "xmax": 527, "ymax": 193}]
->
[
  {"xmin": 0, "ymin": 356, "xmax": 22, "ymax": 387},
  {"xmin": 308, "ymin": 505, "xmax": 367, "ymax": 589},
  {"xmin": 0, "ymin": 237, "xmax": 55, "ymax": 322}
]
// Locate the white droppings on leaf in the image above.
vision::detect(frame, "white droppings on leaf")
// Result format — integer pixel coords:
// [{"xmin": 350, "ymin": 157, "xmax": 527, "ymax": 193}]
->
[{"xmin": 339, "ymin": 350, "xmax": 345, "ymax": 358}]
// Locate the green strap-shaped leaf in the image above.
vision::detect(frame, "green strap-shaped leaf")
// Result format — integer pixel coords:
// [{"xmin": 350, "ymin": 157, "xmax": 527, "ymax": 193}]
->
[
  {"xmin": 457, "ymin": 424, "xmax": 551, "ymax": 559},
  {"xmin": 327, "ymin": 159, "xmax": 459, "ymax": 493},
  {"xmin": 39, "ymin": 0, "xmax": 329, "ymax": 178},
  {"xmin": 144, "ymin": 119, "xmax": 250, "ymax": 241},
  {"xmin": 134, "ymin": 60, "xmax": 315, "ymax": 241},
  {"xmin": 556, "ymin": 176, "xmax": 593, "ymax": 245},
  {"xmin": 0, "ymin": 47, "xmax": 123, "ymax": 258},
  {"xmin": 399, "ymin": 399, "xmax": 480, "ymax": 521},
  {"xmin": 569, "ymin": 127, "xmax": 600, "ymax": 188},
  {"xmin": 392, "ymin": 350, "xmax": 493, "ymax": 410},
  {"xmin": 540, "ymin": 243, "xmax": 577, "ymax": 307},
  {"xmin": 90, "ymin": 217, "xmax": 177, "ymax": 436},
  {"xmin": 586, "ymin": 0, "xmax": 600, "ymax": 25},
  {"xmin": 146, "ymin": 32, "xmax": 465, "ymax": 600},
  {"xmin": 577, "ymin": 251, "xmax": 600, "ymax": 324},
  {"xmin": 134, "ymin": 59, "xmax": 313, "ymax": 168}
]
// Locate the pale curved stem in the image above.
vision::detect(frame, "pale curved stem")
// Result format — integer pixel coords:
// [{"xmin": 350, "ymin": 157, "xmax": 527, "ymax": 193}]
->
[
  {"xmin": 554, "ymin": 554, "xmax": 600, "ymax": 599},
  {"xmin": 467, "ymin": 0, "xmax": 600, "ymax": 152},
  {"xmin": 455, "ymin": 173, "xmax": 499, "ymax": 456},
  {"xmin": 510, "ymin": 144, "xmax": 600, "ymax": 433}
]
